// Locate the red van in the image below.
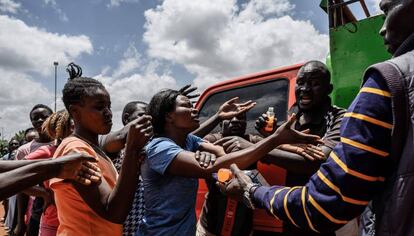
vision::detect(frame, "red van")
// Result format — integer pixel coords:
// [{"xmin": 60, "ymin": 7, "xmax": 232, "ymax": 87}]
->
[{"xmin": 195, "ymin": 63, "xmax": 304, "ymax": 233}]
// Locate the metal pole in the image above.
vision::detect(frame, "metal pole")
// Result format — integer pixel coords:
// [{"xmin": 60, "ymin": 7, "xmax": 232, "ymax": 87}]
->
[{"xmin": 54, "ymin": 61, "xmax": 58, "ymax": 112}]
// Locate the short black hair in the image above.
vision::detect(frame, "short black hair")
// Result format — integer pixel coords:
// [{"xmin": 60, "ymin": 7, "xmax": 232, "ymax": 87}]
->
[
  {"xmin": 62, "ymin": 63, "xmax": 106, "ymax": 112},
  {"xmin": 298, "ymin": 60, "xmax": 331, "ymax": 83},
  {"xmin": 24, "ymin": 127, "xmax": 36, "ymax": 137},
  {"xmin": 122, "ymin": 101, "xmax": 148, "ymax": 125},
  {"xmin": 147, "ymin": 89, "xmax": 181, "ymax": 135},
  {"xmin": 30, "ymin": 104, "xmax": 53, "ymax": 117}
]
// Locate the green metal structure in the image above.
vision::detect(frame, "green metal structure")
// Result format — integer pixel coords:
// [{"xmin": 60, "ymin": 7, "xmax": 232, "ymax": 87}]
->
[{"xmin": 324, "ymin": 0, "xmax": 391, "ymax": 108}]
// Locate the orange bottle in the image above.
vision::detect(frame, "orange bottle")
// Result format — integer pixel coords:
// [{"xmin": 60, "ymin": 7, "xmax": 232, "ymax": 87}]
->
[{"xmin": 264, "ymin": 107, "xmax": 275, "ymax": 132}]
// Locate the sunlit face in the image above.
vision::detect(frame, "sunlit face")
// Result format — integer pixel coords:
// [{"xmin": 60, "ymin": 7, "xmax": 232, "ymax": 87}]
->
[
  {"xmin": 169, "ymin": 95, "xmax": 199, "ymax": 132},
  {"xmin": 221, "ymin": 113, "xmax": 247, "ymax": 137},
  {"xmin": 72, "ymin": 88, "xmax": 113, "ymax": 135},
  {"xmin": 379, "ymin": 0, "xmax": 414, "ymax": 54},
  {"xmin": 295, "ymin": 65, "xmax": 331, "ymax": 111},
  {"xmin": 30, "ymin": 107, "xmax": 52, "ymax": 133}
]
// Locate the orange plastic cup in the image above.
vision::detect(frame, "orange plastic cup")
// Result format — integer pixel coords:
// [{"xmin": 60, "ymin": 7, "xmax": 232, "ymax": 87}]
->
[{"xmin": 217, "ymin": 168, "xmax": 233, "ymax": 183}]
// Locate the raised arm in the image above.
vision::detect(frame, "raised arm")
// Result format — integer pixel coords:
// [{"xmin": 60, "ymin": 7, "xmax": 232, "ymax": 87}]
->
[
  {"xmin": 0, "ymin": 154, "xmax": 100, "ymax": 200},
  {"xmin": 222, "ymin": 74, "xmax": 393, "ymax": 232},
  {"xmin": 192, "ymin": 97, "xmax": 256, "ymax": 137},
  {"xmin": 73, "ymin": 115, "xmax": 153, "ymax": 224},
  {"xmin": 168, "ymin": 115, "xmax": 321, "ymax": 179},
  {"xmin": 214, "ymin": 135, "xmax": 326, "ymax": 175},
  {"xmin": 0, "ymin": 159, "xmax": 43, "ymax": 172},
  {"xmin": 99, "ymin": 123, "xmax": 131, "ymax": 155}
]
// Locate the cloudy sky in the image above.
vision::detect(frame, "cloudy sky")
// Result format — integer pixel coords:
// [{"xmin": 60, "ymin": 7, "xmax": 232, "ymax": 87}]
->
[{"xmin": 0, "ymin": 0, "xmax": 382, "ymax": 138}]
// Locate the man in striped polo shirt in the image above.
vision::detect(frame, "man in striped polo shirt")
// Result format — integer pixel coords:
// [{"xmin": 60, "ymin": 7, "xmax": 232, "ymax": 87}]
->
[{"xmin": 220, "ymin": 0, "xmax": 414, "ymax": 234}]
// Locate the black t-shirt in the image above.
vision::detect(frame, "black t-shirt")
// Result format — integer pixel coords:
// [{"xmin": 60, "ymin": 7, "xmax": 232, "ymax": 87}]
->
[{"xmin": 285, "ymin": 103, "xmax": 345, "ymax": 187}]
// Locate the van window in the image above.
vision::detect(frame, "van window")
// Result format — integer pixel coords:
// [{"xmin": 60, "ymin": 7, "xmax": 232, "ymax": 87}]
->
[{"xmin": 198, "ymin": 79, "xmax": 289, "ymax": 135}]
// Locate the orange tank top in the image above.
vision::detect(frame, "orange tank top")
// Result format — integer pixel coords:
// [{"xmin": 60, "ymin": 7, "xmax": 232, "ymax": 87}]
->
[{"xmin": 49, "ymin": 136, "xmax": 122, "ymax": 236}]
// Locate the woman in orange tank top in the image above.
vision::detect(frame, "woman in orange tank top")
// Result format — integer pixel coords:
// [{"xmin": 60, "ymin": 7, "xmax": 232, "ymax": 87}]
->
[{"xmin": 49, "ymin": 63, "xmax": 153, "ymax": 236}]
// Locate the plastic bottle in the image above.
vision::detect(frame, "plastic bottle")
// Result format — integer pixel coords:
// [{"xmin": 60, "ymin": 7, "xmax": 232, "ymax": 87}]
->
[{"xmin": 264, "ymin": 107, "xmax": 275, "ymax": 132}]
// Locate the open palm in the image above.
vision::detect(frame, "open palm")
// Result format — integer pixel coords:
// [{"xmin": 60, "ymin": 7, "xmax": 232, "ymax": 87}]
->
[{"xmin": 218, "ymin": 97, "xmax": 256, "ymax": 120}]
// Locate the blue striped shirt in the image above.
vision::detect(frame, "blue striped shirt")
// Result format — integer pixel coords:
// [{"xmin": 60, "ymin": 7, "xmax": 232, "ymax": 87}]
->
[{"xmin": 253, "ymin": 71, "xmax": 393, "ymax": 233}]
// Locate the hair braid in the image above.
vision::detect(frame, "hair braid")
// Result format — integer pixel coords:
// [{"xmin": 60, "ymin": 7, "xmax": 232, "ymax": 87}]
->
[
  {"xmin": 55, "ymin": 110, "xmax": 71, "ymax": 141},
  {"xmin": 62, "ymin": 63, "xmax": 106, "ymax": 111},
  {"xmin": 42, "ymin": 110, "xmax": 71, "ymax": 142}
]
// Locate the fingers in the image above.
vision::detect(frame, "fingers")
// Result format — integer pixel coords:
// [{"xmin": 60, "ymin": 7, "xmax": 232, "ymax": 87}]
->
[
  {"xmin": 302, "ymin": 129, "xmax": 310, "ymax": 134},
  {"xmin": 186, "ymin": 93, "xmax": 200, "ymax": 99},
  {"xmin": 213, "ymin": 136, "xmax": 233, "ymax": 146},
  {"xmin": 300, "ymin": 149, "xmax": 315, "ymax": 161},
  {"xmin": 222, "ymin": 137, "xmax": 236, "ymax": 149},
  {"xmin": 226, "ymin": 141, "xmax": 240, "ymax": 153},
  {"xmin": 285, "ymin": 113, "xmax": 297, "ymax": 128},
  {"xmin": 196, "ymin": 151, "xmax": 216, "ymax": 168},
  {"xmin": 75, "ymin": 175, "xmax": 92, "ymax": 186},
  {"xmin": 178, "ymin": 84, "xmax": 191, "ymax": 93},
  {"xmin": 255, "ymin": 114, "xmax": 268, "ymax": 130},
  {"xmin": 199, "ymin": 152, "xmax": 206, "ymax": 167},
  {"xmin": 305, "ymin": 145, "xmax": 325, "ymax": 160},
  {"xmin": 237, "ymin": 101, "xmax": 256, "ymax": 114},
  {"xmin": 183, "ymin": 86, "xmax": 197, "ymax": 95},
  {"xmin": 300, "ymin": 132, "xmax": 323, "ymax": 145},
  {"xmin": 195, "ymin": 150, "xmax": 200, "ymax": 161},
  {"xmin": 230, "ymin": 164, "xmax": 242, "ymax": 177},
  {"xmin": 81, "ymin": 163, "xmax": 102, "ymax": 183},
  {"xmin": 203, "ymin": 153, "xmax": 211, "ymax": 168},
  {"xmin": 67, "ymin": 153, "xmax": 97, "ymax": 163},
  {"xmin": 225, "ymin": 97, "xmax": 239, "ymax": 105},
  {"xmin": 210, "ymin": 154, "xmax": 216, "ymax": 165},
  {"xmin": 83, "ymin": 161, "xmax": 101, "ymax": 172}
]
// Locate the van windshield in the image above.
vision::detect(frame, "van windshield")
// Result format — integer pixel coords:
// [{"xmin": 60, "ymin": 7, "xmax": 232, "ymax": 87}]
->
[{"xmin": 198, "ymin": 78, "xmax": 289, "ymax": 135}]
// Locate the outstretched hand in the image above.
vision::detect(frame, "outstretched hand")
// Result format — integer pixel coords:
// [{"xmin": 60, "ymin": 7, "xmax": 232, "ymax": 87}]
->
[
  {"xmin": 214, "ymin": 136, "xmax": 253, "ymax": 153},
  {"xmin": 218, "ymin": 97, "xmax": 256, "ymax": 120},
  {"xmin": 216, "ymin": 164, "xmax": 253, "ymax": 200},
  {"xmin": 195, "ymin": 150, "xmax": 216, "ymax": 168},
  {"xmin": 255, "ymin": 113, "xmax": 278, "ymax": 137},
  {"xmin": 179, "ymin": 84, "xmax": 200, "ymax": 99},
  {"xmin": 273, "ymin": 114, "xmax": 322, "ymax": 145},
  {"xmin": 278, "ymin": 144, "xmax": 325, "ymax": 161},
  {"xmin": 56, "ymin": 153, "xmax": 102, "ymax": 186}
]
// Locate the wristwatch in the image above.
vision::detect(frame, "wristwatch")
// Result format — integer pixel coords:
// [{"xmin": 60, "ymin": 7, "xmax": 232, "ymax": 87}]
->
[{"xmin": 243, "ymin": 183, "xmax": 260, "ymax": 209}]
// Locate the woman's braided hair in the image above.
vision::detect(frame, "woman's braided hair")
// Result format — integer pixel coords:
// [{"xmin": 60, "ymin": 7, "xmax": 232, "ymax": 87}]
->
[
  {"xmin": 62, "ymin": 62, "xmax": 106, "ymax": 111},
  {"xmin": 42, "ymin": 110, "xmax": 72, "ymax": 142}
]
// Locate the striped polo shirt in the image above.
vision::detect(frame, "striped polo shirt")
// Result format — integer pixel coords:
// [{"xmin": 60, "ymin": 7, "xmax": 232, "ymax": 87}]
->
[{"xmin": 252, "ymin": 71, "xmax": 393, "ymax": 233}]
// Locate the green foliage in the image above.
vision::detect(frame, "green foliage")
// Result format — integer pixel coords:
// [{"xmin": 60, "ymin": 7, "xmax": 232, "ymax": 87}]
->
[
  {"xmin": 13, "ymin": 130, "xmax": 25, "ymax": 143},
  {"xmin": 0, "ymin": 138, "xmax": 8, "ymax": 155}
]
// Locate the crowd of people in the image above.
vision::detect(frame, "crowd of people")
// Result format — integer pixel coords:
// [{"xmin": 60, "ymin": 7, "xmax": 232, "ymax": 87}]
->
[{"xmin": 1, "ymin": 0, "xmax": 414, "ymax": 235}]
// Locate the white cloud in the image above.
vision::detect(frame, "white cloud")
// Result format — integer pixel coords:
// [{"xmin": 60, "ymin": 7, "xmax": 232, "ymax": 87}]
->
[
  {"xmin": 0, "ymin": 0, "xmax": 20, "ymax": 14},
  {"xmin": 96, "ymin": 60, "xmax": 178, "ymax": 130},
  {"xmin": 112, "ymin": 44, "xmax": 142, "ymax": 78},
  {"xmin": 368, "ymin": 0, "xmax": 382, "ymax": 14},
  {"xmin": 43, "ymin": 0, "xmax": 68, "ymax": 22},
  {"xmin": 0, "ymin": 69, "xmax": 53, "ymax": 138},
  {"xmin": 0, "ymin": 15, "xmax": 93, "ymax": 138},
  {"xmin": 143, "ymin": 0, "xmax": 328, "ymax": 91},
  {"xmin": 0, "ymin": 14, "xmax": 92, "ymax": 76},
  {"xmin": 107, "ymin": 0, "xmax": 140, "ymax": 8}
]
